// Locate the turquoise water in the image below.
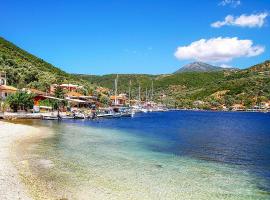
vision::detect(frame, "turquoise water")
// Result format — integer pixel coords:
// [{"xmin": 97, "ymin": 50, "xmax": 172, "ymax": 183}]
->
[{"xmin": 23, "ymin": 111, "xmax": 270, "ymax": 199}]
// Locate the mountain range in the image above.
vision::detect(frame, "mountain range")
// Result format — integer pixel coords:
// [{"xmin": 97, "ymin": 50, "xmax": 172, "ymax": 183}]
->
[{"xmin": 174, "ymin": 62, "xmax": 237, "ymax": 73}]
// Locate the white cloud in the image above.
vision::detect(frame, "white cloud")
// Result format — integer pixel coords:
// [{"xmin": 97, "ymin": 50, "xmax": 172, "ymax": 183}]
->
[
  {"xmin": 220, "ymin": 64, "xmax": 233, "ymax": 68},
  {"xmin": 219, "ymin": 0, "xmax": 241, "ymax": 7},
  {"xmin": 174, "ymin": 37, "xmax": 264, "ymax": 63},
  {"xmin": 211, "ymin": 13, "xmax": 268, "ymax": 28}
]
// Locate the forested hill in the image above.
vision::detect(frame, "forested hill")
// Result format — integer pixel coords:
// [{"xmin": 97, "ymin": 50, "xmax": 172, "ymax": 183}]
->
[
  {"xmin": 0, "ymin": 37, "xmax": 92, "ymax": 92},
  {"xmin": 76, "ymin": 60, "xmax": 270, "ymax": 108}
]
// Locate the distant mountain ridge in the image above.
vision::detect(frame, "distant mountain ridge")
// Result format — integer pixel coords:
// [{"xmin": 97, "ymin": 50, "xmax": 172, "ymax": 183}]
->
[
  {"xmin": 174, "ymin": 62, "xmax": 233, "ymax": 73},
  {"xmin": 76, "ymin": 60, "xmax": 270, "ymax": 109}
]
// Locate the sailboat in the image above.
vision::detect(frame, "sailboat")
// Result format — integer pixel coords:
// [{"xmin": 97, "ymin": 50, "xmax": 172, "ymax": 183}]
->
[{"xmin": 104, "ymin": 74, "xmax": 135, "ymax": 118}]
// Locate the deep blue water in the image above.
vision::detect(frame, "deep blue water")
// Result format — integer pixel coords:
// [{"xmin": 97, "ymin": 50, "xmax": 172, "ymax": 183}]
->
[
  {"xmin": 58, "ymin": 111, "xmax": 270, "ymax": 188},
  {"xmin": 26, "ymin": 111, "xmax": 270, "ymax": 199}
]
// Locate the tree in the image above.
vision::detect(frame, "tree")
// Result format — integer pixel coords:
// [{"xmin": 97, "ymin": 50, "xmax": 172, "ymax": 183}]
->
[
  {"xmin": 52, "ymin": 86, "xmax": 67, "ymax": 112},
  {"xmin": 243, "ymin": 98, "xmax": 253, "ymax": 108},
  {"xmin": 6, "ymin": 92, "xmax": 34, "ymax": 112},
  {"xmin": 100, "ymin": 95, "xmax": 110, "ymax": 106},
  {"xmin": 54, "ymin": 86, "xmax": 65, "ymax": 98},
  {"xmin": 224, "ymin": 95, "xmax": 235, "ymax": 107}
]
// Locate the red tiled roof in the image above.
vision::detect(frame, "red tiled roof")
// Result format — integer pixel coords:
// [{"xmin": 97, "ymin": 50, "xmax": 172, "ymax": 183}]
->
[
  {"xmin": 66, "ymin": 91, "xmax": 83, "ymax": 97},
  {"xmin": 0, "ymin": 85, "xmax": 17, "ymax": 91}
]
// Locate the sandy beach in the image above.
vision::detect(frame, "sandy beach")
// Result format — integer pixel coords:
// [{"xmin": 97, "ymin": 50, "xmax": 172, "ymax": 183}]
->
[{"xmin": 0, "ymin": 121, "xmax": 38, "ymax": 200}]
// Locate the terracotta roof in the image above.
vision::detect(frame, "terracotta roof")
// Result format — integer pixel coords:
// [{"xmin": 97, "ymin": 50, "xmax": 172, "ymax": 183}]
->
[
  {"xmin": 110, "ymin": 95, "xmax": 126, "ymax": 100},
  {"xmin": 60, "ymin": 83, "xmax": 80, "ymax": 87},
  {"xmin": 232, "ymin": 104, "xmax": 245, "ymax": 108},
  {"xmin": 0, "ymin": 85, "xmax": 17, "ymax": 91},
  {"xmin": 28, "ymin": 88, "xmax": 46, "ymax": 95},
  {"xmin": 67, "ymin": 98, "xmax": 87, "ymax": 103},
  {"xmin": 43, "ymin": 96, "xmax": 65, "ymax": 101},
  {"xmin": 96, "ymin": 87, "xmax": 109, "ymax": 93},
  {"xmin": 66, "ymin": 91, "xmax": 83, "ymax": 97}
]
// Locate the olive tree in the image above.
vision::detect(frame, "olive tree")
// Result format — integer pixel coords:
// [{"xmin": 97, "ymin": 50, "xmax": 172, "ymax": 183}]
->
[{"xmin": 6, "ymin": 92, "xmax": 34, "ymax": 112}]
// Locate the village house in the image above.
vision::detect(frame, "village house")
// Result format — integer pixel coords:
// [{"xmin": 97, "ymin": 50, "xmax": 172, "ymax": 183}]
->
[
  {"xmin": 231, "ymin": 104, "xmax": 245, "ymax": 111},
  {"xmin": 21, "ymin": 88, "xmax": 54, "ymax": 112},
  {"xmin": 0, "ymin": 72, "xmax": 17, "ymax": 100},
  {"xmin": 110, "ymin": 93, "xmax": 127, "ymax": 106},
  {"xmin": 96, "ymin": 87, "xmax": 109, "ymax": 94},
  {"xmin": 0, "ymin": 71, "xmax": 6, "ymax": 85},
  {"xmin": 65, "ymin": 91, "xmax": 97, "ymax": 110},
  {"xmin": 22, "ymin": 88, "xmax": 47, "ymax": 105},
  {"xmin": 50, "ymin": 83, "xmax": 83, "ymax": 93},
  {"xmin": 193, "ymin": 100, "xmax": 204, "ymax": 107},
  {"xmin": 259, "ymin": 101, "xmax": 270, "ymax": 109}
]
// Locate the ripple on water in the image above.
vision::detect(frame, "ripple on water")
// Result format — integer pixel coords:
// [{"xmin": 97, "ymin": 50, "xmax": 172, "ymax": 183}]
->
[{"xmin": 20, "ymin": 120, "xmax": 270, "ymax": 200}]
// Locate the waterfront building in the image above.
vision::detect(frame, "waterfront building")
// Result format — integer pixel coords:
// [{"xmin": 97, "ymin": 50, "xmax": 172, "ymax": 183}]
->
[
  {"xmin": 0, "ymin": 72, "xmax": 17, "ymax": 100},
  {"xmin": 50, "ymin": 83, "xmax": 83, "ymax": 93},
  {"xmin": 110, "ymin": 94, "xmax": 127, "ymax": 106},
  {"xmin": 231, "ymin": 104, "xmax": 245, "ymax": 111},
  {"xmin": 0, "ymin": 71, "xmax": 7, "ymax": 85},
  {"xmin": 65, "ymin": 91, "xmax": 97, "ymax": 110}
]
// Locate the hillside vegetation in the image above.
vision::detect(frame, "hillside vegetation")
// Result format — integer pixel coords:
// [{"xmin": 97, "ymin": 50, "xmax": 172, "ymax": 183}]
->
[
  {"xmin": 1, "ymin": 36, "xmax": 269, "ymax": 109},
  {"xmin": 0, "ymin": 37, "xmax": 93, "ymax": 93},
  {"xmin": 77, "ymin": 60, "xmax": 270, "ymax": 108}
]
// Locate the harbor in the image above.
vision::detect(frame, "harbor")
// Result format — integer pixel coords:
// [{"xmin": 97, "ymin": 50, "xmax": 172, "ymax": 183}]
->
[{"xmin": 0, "ymin": 72, "xmax": 170, "ymax": 120}]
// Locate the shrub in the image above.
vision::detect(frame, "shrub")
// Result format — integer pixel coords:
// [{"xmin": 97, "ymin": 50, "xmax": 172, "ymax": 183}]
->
[{"xmin": 6, "ymin": 92, "xmax": 34, "ymax": 112}]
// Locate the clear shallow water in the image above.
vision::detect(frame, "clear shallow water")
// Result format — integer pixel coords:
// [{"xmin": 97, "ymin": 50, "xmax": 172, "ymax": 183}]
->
[{"xmin": 21, "ymin": 111, "xmax": 270, "ymax": 199}]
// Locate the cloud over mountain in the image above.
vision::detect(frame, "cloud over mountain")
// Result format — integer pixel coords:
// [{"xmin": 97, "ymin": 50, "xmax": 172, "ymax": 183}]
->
[
  {"xmin": 211, "ymin": 13, "xmax": 268, "ymax": 28},
  {"xmin": 174, "ymin": 37, "xmax": 264, "ymax": 63}
]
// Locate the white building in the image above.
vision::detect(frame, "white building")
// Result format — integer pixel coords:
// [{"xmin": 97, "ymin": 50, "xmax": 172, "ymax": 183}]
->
[
  {"xmin": 0, "ymin": 72, "xmax": 17, "ymax": 100},
  {"xmin": 0, "ymin": 72, "xmax": 6, "ymax": 86}
]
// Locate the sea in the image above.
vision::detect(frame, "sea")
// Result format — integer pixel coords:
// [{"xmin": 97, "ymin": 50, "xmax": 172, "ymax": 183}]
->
[{"xmin": 18, "ymin": 111, "xmax": 270, "ymax": 200}]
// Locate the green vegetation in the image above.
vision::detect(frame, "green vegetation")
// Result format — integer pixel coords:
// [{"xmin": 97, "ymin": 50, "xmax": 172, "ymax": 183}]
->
[
  {"xmin": 99, "ymin": 94, "xmax": 110, "ymax": 106},
  {"xmin": 1, "ymin": 36, "xmax": 269, "ymax": 110},
  {"xmin": 76, "ymin": 60, "xmax": 270, "ymax": 109},
  {"xmin": 0, "ymin": 37, "xmax": 93, "ymax": 93},
  {"xmin": 6, "ymin": 92, "xmax": 34, "ymax": 112},
  {"xmin": 53, "ymin": 86, "xmax": 68, "ymax": 110},
  {"xmin": 37, "ymin": 87, "xmax": 67, "ymax": 110}
]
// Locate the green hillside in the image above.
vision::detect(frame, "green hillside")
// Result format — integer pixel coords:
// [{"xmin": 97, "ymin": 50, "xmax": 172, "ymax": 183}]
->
[
  {"xmin": 76, "ymin": 72, "xmax": 224, "ymax": 93},
  {"xmin": 0, "ymin": 37, "xmax": 92, "ymax": 92},
  {"xmin": 1, "ymin": 36, "xmax": 269, "ymax": 109},
  {"xmin": 76, "ymin": 61, "xmax": 270, "ymax": 108}
]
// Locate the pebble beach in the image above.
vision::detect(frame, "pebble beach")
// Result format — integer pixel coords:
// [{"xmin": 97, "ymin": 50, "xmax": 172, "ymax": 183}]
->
[{"xmin": 0, "ymin": 121, "xmax": 37, "ymax": 200}]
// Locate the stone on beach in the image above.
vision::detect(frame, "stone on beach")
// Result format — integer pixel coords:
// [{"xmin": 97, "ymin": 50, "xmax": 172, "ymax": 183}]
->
[{"xmin": 0, "ymin": 121, "xmax": 37, "ymax": 200}]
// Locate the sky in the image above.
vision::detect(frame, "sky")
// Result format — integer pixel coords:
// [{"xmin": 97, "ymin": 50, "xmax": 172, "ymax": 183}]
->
[{"xmin": 0, "ymin": 0, "xmax": 269, "ymax": 75}]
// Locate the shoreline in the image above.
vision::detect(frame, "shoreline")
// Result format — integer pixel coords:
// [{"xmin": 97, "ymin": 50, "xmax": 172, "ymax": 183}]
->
[
  {"xmin": 9, "ymin": 120, "xmax": 73, "ymax": 200},
  {"xmin": 0, "ymin": 121, "xmax": 40, "ymax": 200},
  {"xmin": 1, "ymin": 109, "xmax": 268, "ymax": 121}
]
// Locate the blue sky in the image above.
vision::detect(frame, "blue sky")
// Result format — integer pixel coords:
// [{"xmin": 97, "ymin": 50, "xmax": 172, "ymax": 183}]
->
[{"xmin": 0, "ymin": 0, "xmax": 269, "ymax": 74}]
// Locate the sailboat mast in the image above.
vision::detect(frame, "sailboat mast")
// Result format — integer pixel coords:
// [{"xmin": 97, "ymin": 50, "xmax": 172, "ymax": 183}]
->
[
  {"xmin": 129, "ymin": 80, "xmax": 131, "ymax": 106},
  {"xmin": 151, "ymin": 80, "xmax": 154, "ymax": 101},
  {"xmin": 138, "ymin": 83, "xmax": 141, "ymax": 105},
  {"xmin": 114, "ymin": 74, "xmax": 118, "ymax": 106},
  {"xmin": 145, "ymin": 88, "xmax": 148, "ymax": 102}
]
